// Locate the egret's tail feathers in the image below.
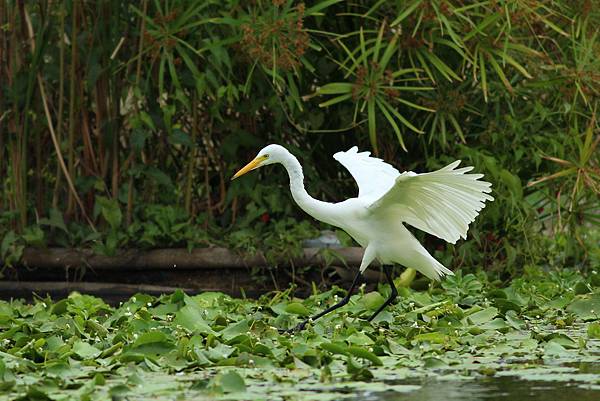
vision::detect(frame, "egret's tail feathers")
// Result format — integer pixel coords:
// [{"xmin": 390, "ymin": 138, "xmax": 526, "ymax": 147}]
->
[
  {"xmin": 415, "ymin": 254, "xmax": 454, "ymax": 281},
  {"xmin": 431, "ymin": 260, "xmax": 454, "ymax": 281}
]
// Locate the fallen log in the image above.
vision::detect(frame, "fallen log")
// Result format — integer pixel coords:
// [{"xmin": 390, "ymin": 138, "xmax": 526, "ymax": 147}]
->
[
  {"xmin": 20, "ymin": 247, "xmax": 373, "ymax": 270},
  {"xmin": 0, "ymin": 281, "xmax": 192, "ymax": 303}
]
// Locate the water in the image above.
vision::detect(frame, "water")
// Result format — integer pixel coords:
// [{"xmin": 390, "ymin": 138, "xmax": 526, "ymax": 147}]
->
[{"xmin": 371, "ymin": 376, "xmax": 600, "ymax": 401}]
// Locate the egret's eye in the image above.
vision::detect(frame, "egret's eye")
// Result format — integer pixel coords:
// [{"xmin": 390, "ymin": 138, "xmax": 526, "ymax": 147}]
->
[{"xmin": 264, "ymin": 154, "xmax": 269, "ymax": 159}]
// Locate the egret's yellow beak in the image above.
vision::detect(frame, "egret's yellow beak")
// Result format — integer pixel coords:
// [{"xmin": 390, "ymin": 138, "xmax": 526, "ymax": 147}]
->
[{"xmin": 231, "ymin": 155, "xmax": 268, "ymax": 180}]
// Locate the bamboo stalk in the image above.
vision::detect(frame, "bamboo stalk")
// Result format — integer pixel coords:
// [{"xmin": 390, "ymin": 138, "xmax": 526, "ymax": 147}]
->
[
  {"xmin": 23, "ymin": 6, "xmax": 96, "ymax": 231},
  {"xmin": 8, "ymin": 2, "xmax": 23, "ymax": 230},
  {"xmin": 0, "ymin": 1, "xmax": 5, "ymax": 210},
  {"xmin": 184, "ymin": 94, "xmax": 198, "ymax": 215},
  {"xmin": 52, "ymin": 0, "xmax": 66, "ymax": 209},
  {"xmin": 126, "ymin": 0, "xmax": 148, "ymax": 225},
  {"xmin": 66, "ymin": 0, "xmax": 78, "ymax": 216}
]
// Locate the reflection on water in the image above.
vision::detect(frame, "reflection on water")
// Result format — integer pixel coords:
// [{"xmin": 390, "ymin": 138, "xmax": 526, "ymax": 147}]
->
[{"xmin": 367, "ymin": 376, "xmax": 600, "ymax": 401}]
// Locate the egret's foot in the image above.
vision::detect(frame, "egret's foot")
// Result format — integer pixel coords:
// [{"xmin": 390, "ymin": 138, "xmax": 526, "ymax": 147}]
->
[
  {"xmin": 366, "ymin": 265, "xmax": 398, "ymax": 323},
  {"xmin": 366, "ymin": 310, "xmax": 386, "ymax": 322},
  {"xmin": 278, "ymin": 269, "xmax": 363, "ymax": 335},
  {"xmin": 279, "ymin": 321, "xmax": 307, "ymax": 334}
]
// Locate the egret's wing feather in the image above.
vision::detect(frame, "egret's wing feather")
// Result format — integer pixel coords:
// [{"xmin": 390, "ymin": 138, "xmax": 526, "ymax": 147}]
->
[
  {"xmin": 333, "ymin": 146, "xmax": 400, "ymax": 199},
  {"xmin": 368, "ymin": 160, "xmax": 494, "ymax": 244}
]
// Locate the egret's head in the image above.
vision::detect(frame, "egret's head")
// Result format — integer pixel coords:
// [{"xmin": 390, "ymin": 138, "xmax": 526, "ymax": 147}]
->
[{"xmin": 232, "ymin": 144, "xmax": 288, "ymax": 180}]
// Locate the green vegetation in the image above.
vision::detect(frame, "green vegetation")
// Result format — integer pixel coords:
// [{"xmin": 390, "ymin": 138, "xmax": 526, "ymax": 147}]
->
[
  {"xmin": 2, "ymin": 1, "xmax": 599, "ymax": 399},
  {"xmin": 1, "ymin": 0, "xmax": 598, "ymax": 275},
  {"xmin": 1, "ymin": 268, "xmax": 600, "ymax": 399}
]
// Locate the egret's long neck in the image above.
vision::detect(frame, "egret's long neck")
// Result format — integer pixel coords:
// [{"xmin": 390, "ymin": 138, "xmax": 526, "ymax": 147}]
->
[{"xmin": 281, "ymin": 153, "xmax": 335, "ymax": 224}]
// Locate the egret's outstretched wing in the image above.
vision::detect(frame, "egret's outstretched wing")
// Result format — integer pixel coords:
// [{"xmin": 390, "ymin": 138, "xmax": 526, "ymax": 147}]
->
[
  {"xmin": 368, "ymin": 161, "xmax": 494, "ymax": 244},
  {"xmin": 333, "ymin": 146, "xmax": 400, "ymax": 199}
]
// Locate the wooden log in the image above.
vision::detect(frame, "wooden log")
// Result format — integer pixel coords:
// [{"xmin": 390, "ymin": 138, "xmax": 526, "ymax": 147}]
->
[
  {"xmin": 20, "ymin": 247, "xmax": 373, "ymax": 270},
  {"xmin": 0, "ymin": 281, "xmax": 191, "ymax": 303}
]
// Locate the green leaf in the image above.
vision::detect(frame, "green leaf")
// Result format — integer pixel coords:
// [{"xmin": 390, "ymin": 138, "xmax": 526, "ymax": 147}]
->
[
  {"xmin": 145, "ymin": 167, "xmax": 173, "ymax": 188},
  {"xmin": 317, "ymin": 83, "xmax": 353, "ymax": 95},
  {"xmin": 587, "ymin": 323, "xmax": 600, "ymax": 339},
  {"xmin": 361, "ymin": 292, "xmax": 385, "ymax": 311},
  {"xmin": 318, "ymin": 93, "xmax": 353, "ymax": 108},
  {"xmin": 567, "ymin": 295, "xmax": 600, "ymax": 321},
  {"xmin": 347, "ymin": 332, "xmax": 375, "ymax": 346},
  {"xmin": 174, "ymin": 305, "xmax": 216, "ymax": 335},
  {"xmin": 39, "ymin": 208, "xmax": 68, "ymax": 233},
  {"xmin": 22, "ymin": 226, "xmax": 45, "ymax": 247},
  {"xmin": 131, "ymin": 129, "xmax": 150, "ymax": 152},
  {"xmin": 321, "ymin": 342, "xmax": 348, "ymax": 356},
  {"xmin": 284, "ymin": 302, "xmax": 310, "ymax": 316},
  {"xmin": 500, "ymin": 169, "xmax": 523, "ymax": 199},
  {"xmin": 169, "ymin": 129, "xmax": 194, "ymax": 147},
  {"xmin": 212, "ymin": 371, "xmax": 246, "ymax": 393},
  {"xmin": 414, "ymin": 332, "xmax": 450, "ymax": 344},
  {"xmin": 97, "ymin": 197, "xmax": 122, "ymax": 229},
  {"xmin": 139, "ymin": 111, "xmax": 156, "ymax": 130},
  {"xmin": 367, "ymin": 99, "xmax": 377, "ymax": 153},
  {"xmin": 347, "ymin": 346, "xmax": 383, "ymax": 366},
  {"xmin": 72, "ymin": 341, "xmax": 101, "ymax": 359},
  {"xmin": 466, "ymin": 307, "xmax": 498, "ymax": 325},
  {"xmin": 221, "ymin": 320, "xmax": 249, "ymax": 341},
  {"xmin": 391, "ymin": 0, "xmax": 423, "ymax": 26}
]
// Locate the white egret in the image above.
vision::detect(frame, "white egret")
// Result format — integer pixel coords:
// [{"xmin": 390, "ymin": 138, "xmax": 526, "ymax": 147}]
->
[{"xmin": 232, "ymin": 144, "xmax": 493, "ymax": 330}]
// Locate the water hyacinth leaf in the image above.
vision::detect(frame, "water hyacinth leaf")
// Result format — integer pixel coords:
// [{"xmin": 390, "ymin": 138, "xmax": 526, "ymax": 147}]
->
[
  {"xmin": 587, "ymin": 323, "xmax": 600, "ymax": 339},
  {"xmin": 173, "ymin": 305, "xmax": 216, "ymax": 335},
  {"xmin": 361, "ymin": 292, "xmax": 385, "ymax": 311},
  {"xmin": 321, "ymin": 342, "xmax": 348, "ymax": 356},
  {"xmin": 221, "ymin": 320, "xmax": 250, "ymax": 341},
  {"xmin": 566, "ymin": 295, "xmax": 600, "ymax": 321},
  {"xmin": 347, "ymin": 346, "xmax": 383, "ymax": 366},
  {"xmin": 414, "ymin": 332, "xmax": 450, "ymax": 344},
  {"xmin": 346, "ymin": 332, "xmax": 375, "ymax": 346},
  {"xmin": 213, "ymin": 371, "xmax": 246, "ymax": 393},
  {"xmin": 423, "ymin": 357, "xmax": 448, "ymax": 368},
  {"xmin": 494, "ymin": 298, "xmax": 521, "ymax": 314},
  {"xmin": 285, "ymin": 302, "xmax": 311, "ymax": 316},
  {"xmin": 543, "ymin": 341, "xmax": 570, "ymax": 357},
  {"xmin": 72, "ymin": 341, "xmax": 101, "ymax": 359},
  {"xmin": 130, "ymin": 332, "xmax": 175, "ymax": 355},
  {"xmin": 465, "ymin": 307, "xmax": 498, "ymax": 325}
]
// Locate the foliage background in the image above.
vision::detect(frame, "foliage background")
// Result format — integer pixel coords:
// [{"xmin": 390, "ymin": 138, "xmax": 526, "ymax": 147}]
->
[{"xmin": 0, "ymin": 0, "xmax": 599, "ymax": 277}]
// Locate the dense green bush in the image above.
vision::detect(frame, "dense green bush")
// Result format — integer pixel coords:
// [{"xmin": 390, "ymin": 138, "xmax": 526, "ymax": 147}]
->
[{"xmin": 0, "ymin": 1, "xmax": 598, "ymax": 275}]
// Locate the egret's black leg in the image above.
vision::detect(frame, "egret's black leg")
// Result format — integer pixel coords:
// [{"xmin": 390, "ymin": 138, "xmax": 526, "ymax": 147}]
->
[
  {"xmin": 367, "ymin": 265, "xmax": 398, "ymax": 322},
  {"xmin": 284, "ymin": 269, "xmax": 362, "ymax": 333}
]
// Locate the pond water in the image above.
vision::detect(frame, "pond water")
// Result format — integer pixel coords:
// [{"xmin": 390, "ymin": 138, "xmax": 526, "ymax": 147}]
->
[
  {"xmin": 344, "ymin": 361, "xmax": 600, "ymax": 401},
  {"xmin": 370, "ymin": 376, "xmax": 600, "ymax": 401}
]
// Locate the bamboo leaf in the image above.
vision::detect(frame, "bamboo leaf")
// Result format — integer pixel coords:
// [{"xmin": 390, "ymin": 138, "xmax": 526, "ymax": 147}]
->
[
  {"xmin": 395, "ymin": 97, "xmax": 436, "ymax": 113},
  {"xmin": 305, "ymin": 0, "xmax": 344, "ymax": 16},
  {"xmin": 422, "ymin": 51, "xmax": 461, "ymax": 82},
  {"xmin": 380, "ymin": 98, "xmax": 423, "ymax": 133},
  {"xmin": 379, "ymin": 32, "xmax": 399, "ymax": 70},
  {"xmin": 372, "ymin": 21, "xmax": 385, "ymax": 64},
  {"xmin": 317, "ymin": 83, "xmax": 354, "ymax": 95},
  {"xmin": 376, "ymin": 98, "xmax": 407, "ymax": 151},
  {"xmin": 486, "ymin": 53, "xmax": 513, "ymax": 93},
  {"xmin": 367, "ymin": 100, "xmax": 378, "ymax": 153},
  {"xmin": 391, "ymin": 0, "xmax": 423, "ymax": 26},
  {"xmin": 478, "ymin": 50, "xmax": 488, "ymax": 102},
  {"xmin": 318, "ymin": 93, "xmax": 353, "ymax": 108}
]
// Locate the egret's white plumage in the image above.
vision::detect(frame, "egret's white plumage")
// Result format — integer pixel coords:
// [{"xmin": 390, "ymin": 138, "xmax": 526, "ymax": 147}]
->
[{"xmin": 233, "ymin": 144, "xmax": 493, "ymax": 327}]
